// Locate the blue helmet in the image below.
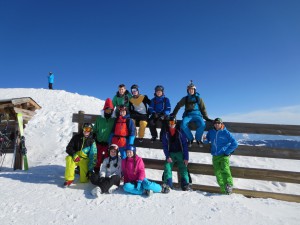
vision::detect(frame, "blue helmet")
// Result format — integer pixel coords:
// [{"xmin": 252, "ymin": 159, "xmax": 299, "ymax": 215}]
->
[{"xmin": 126, "ymin": 144, "xmax": 136, "ymax": 153}]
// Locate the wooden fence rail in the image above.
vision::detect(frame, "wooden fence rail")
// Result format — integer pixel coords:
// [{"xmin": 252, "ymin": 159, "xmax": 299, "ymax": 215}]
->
[{"xmin": 72, "ymin": 111, "xmax": 300, "ymax": 203}]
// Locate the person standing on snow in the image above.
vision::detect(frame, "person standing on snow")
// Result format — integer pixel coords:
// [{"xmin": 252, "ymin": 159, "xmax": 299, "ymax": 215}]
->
[
  {"xmin": 109, "ymin": 105, "xmax": 135, "ymax": 159},
  {"xmin": 48, "ymin": 72, "xmax": 54, "ymax": 89},
  {"xmin": 93, "ymin": 98, "xmax": 116, "ymax": 174},
  {"xmin": 170, "ymin": 80, "xmax": 212, "ymax": 148},
  {"xmin": 161, "ymin": 116, "xmax": 191, "ymax": 193},
  {"xmin": 112, "ymin": 84, "xmax": 132, "ymax": 117},
  {"xmin": 128, "ymin": 84, "xmax": 151, "ymax": 142},
  {"xmin": 203, "ymin": 118, "xmax": 238, "ymax": 195},
  {"xmin": 122, "ymin": 144, "xmax": 162, "ymax": 196},
  {"xmin": 64, "ymin": 123, "xmax": 97, "ymax": 187}
]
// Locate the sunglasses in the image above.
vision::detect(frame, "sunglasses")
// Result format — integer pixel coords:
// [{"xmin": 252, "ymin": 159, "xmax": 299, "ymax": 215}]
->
[{"xmin": 83, "ymin": 127, "xmax": 92, "ymax": 132}]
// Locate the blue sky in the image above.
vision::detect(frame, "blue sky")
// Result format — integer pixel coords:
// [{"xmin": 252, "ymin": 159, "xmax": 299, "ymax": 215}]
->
[{"xmin": 1, "ymin": 0, "xmax": 299, "ymax": 124}]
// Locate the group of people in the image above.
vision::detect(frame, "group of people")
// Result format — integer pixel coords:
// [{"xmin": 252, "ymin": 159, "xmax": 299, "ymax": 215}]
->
[{"xmin": 63, "ymin": 81, "xmax": 238, "ymax": 196}]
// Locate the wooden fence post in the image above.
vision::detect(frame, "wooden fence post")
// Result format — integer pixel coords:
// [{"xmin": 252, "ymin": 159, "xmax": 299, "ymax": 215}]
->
[{"xmin": 78, "ymin": 111, "xmax": 85, "ymax": 133}]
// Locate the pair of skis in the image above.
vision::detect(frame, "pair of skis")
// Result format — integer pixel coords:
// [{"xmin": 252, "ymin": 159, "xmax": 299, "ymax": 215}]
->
[{"xmin": 16, "ymin": 113, "xmax": 28, "ymax": 170}]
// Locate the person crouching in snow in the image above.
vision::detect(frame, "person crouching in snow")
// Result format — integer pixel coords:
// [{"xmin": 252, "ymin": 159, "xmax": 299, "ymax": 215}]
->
[
  {"xmin": 203, "ymin": 118, "xmax": 238, "ymax": 195},
  {"xmin": 122, "ymin": 144, "xmax": 162, "ymax": 196},
  {"xmin": 90, "ymin": 144, "xmax": 122, "ymax": 196},
  {"xmin": 161, "ymin": 116, "xmax": 191, "ymax": 193},
  {"xmin": 64, "ymin": 123, "xmax": 97, "ymax": 187}
]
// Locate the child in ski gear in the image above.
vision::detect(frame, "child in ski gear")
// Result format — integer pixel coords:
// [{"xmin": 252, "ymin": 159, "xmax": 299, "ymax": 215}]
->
[
  {"xmin": 90, "ymin": 144, "xmax": 121, "ymax": 195},
  {"xmin": 48, "ymin": 72, "xmax": 54, "ymax": 90},
  {"xmin": 64, "ymin": 123, "xmax": 97, "ymax": 186},
  {"xmin": 93, "ymin": 98, "xmax": 116, "ymax": 173},
  {"xmin": 171, "ymin": 80, "xmax": 212, "ymax": 148},
  {"xmin": 110, "ymin": 105, "xmax": 135, "ymax": 159},
  {"xmin": 128, "ymin": 84, "xmax": 151, "ymax": 142},
  {"xmin": 122, "ymin": 144, "xmax": 162, "ymax": 196},
  {"xmin": 148, "ymin": 85, "xmax": 171, "ymax": 142},
  {"xmin": 203, "ymin": 118, "xmax": 238, "ymax": 194},
  {"xmin": 161, "ymin": 116, "xmax": 191, "ymax": 193},
  {"xmin": 112, "ymin": 84, "xmax": 132, "ymax": 117}
]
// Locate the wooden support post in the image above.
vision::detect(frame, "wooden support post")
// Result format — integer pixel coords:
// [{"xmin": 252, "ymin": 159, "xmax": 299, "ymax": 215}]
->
[{"xmin": 78, "ymin": 111, "xmax": 85, "ymax": 133}]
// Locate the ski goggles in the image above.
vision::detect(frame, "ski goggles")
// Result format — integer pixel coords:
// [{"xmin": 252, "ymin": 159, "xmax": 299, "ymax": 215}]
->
[
  {"xmin": 83, "ymin": 127, "xmax": 92, "ymax": 132},
  {"xmin": 169, "ymin": 120, "xmax": 176, "ymax": 125},
  {"xmin": 131, "ymin": 88, "xmax": 138, "ymax": 93},
  {"xmin": 104, "ymin": 108, "xmax": 113, "ymax": 113}
]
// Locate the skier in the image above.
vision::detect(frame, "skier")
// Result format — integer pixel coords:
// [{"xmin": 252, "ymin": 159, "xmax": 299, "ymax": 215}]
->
[
  {"xmin": 48, "ymin": 72, "xmax": 54, "ymax": 90},
  {"xmin": 170, "ymin": 80, "xmax": 212, "ymax": 147},
  {"xmin": 90, "ymin": 144, "xmax": 122, "ymax": 196},
  {"xmin": 203, "ymin": 118, "xmax": 238, "ymax": 194},
  {"xmin": 93, "ymin": 98, "xmax": 115, "ymax": 173},
  {"xmin": 110, "ymin": 105, "xmax": 135, "ymax": 159},
  {"xmin": 148, "ymin": 85, "xmax": 171, "ymax": 142},
  {"xmin": 112, "ymin": 84, "xmax": 132, "ymax": 117},
  {"xmin": 128, "ymin": 84, "xmax": 151, "ymax": 142},
  {"xmin": 161, "ymin": 116, "xmax": 191, "ymax": 193},
  {"xmin": 122, "ymin": 144, "xmax": 162, "ymax": 196},
  {"xmin": 64, "ymin": 123, "xmax": 97, "ymax": 187}
]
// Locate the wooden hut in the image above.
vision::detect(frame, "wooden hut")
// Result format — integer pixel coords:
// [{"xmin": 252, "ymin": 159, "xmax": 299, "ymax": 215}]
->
[{"xmin": 0, "ymin": 97, "xmax": 41, "ymax": 170}]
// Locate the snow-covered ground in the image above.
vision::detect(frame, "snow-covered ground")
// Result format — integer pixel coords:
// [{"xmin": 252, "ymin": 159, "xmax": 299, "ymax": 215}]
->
[{"xmin": 0, "ymin": 88, "xmax": 299, "ymax": 225}]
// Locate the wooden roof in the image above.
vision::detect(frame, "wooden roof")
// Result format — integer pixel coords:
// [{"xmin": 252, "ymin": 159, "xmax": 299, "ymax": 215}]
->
[{"xmin": 0, "ymin": 97, "xmax": 41, "ymax": 123}]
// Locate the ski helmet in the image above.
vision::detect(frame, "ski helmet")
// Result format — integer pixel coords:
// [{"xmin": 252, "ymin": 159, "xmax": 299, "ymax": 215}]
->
[
  {"xmin": 155, "ymin": 85, "xmax": 164, "ymax": 92},
  {"xmin": 187, "ymin": 80, "xmax": 196, "ymax": 93},
  {"xmin": 118, "ymin": 104, "xmax": 127, "ymax": 112},
  {"xmin": 126, "ymin": 144, "xmax": 136, "ymax": 154},
  {"xmin": 168, "ymin": 115, "xmax": 177, "ymax": 127},
  {"xmin": 109, "ymin": 144, "xmax": 119, "ymax": 153},
  {"xmin": 82, "ymin": 123, "xmax": 93, "ymax": 132}
]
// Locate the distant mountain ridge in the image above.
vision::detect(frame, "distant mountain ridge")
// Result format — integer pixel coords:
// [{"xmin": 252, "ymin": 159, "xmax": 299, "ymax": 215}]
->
[{"xmin": 238, "ymin": 139, "xmax": 300, "ymax": 150}]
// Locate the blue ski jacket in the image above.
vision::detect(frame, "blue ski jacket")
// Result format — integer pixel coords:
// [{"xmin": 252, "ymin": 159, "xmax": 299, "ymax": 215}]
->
[
  {"xmin": 206, "ymin": 126, "xmax": 238, "ymax": 156},
  {"xmin": 48, "ymin": 74, "xmax": 54, "ymax": 83}
]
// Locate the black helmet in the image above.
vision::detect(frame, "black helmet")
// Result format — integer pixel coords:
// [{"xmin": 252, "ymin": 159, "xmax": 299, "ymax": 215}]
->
[
  {"xmin": 168, "ymin": 115, "xmax": 177, "ymax": 126},
  {"xmin": 130, "ymin": 84, "xmax": 139, "ymax": 93},
  {"xmin": 118, "ymin": 104, "xmax": 127, "ymax": 111},
  {"xmin": 155, "ymin": 85, "xmax": 164, "ymax": 92}
]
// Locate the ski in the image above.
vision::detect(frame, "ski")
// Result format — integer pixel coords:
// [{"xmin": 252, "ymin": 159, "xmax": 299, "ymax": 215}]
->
[{"xmin": 17, "ymin": 113, "xmax": 28, "ymax": 170}]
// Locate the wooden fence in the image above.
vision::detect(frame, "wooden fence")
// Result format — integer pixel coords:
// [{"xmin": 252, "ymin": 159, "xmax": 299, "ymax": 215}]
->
[{"xmin": 72, "ymin": 111, "xmax": 300, "ymax": 203}]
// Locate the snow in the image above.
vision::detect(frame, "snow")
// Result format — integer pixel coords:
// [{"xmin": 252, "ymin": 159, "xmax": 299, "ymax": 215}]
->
[{"xmin": 0, "ymin": 88, "xmax": 299, "ymax": 225}]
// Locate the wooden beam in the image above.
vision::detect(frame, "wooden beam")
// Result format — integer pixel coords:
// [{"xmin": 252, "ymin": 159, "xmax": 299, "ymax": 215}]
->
[
  {"xmin": 143, "ymin": 158, "xmax": 300, "ymax": 184},
  {"xmin": 135, "ymin": 138, "xmax": 300, "ymax": 160}
]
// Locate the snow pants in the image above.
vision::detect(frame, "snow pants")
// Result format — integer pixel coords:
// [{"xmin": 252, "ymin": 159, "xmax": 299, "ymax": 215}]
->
[
  {"xmin": 132, "ymin": 119, "xmax": 147, "ymax": 139},
  {"xmin": 90, "ymin": 173, "xmax": 121, "ymax": 193},
  {"xmin": 123, "ymin": 178, "xmax": 162, "ymax": 195},
  {"xmin": 212, "ymin": 155, "xmax": 233, "ymax": 194},
  {"xmin": 163, "ymin": 152, "xmax": 189, "ymax": 188},
  {"xmin": 65, "ymin": 153, "xmax": 89, "ymax": 183},
  {"xmin": 94, "ymin": 142, "xmax": 109, "ymax": 173},
  {"xmin": 181, "ymin": 115, "xmax": 205, "ymax": 141},
  {"xmin": 148, "ymin": 117, "xmax": 167, "ymax": 140}
]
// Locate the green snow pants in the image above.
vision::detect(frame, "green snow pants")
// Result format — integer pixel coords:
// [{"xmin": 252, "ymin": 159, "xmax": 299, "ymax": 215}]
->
[
  {"xmin": 212, "ymin": 155, "xmax": 233, "ymax": 194},
  {"xmin": 164, "ymin": 152, "xmax": 189, "ymax": 185}
]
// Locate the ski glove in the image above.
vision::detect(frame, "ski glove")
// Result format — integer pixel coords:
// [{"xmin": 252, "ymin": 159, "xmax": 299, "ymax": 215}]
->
[
  {"xmin": 73, "ymin": 154, "xmax": 80, "ymax": 162},
  {"xmin": 136, "ymin": 180, "xmax": 142, "ymax": 191}
]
